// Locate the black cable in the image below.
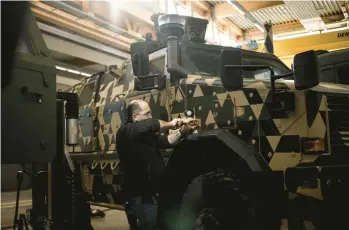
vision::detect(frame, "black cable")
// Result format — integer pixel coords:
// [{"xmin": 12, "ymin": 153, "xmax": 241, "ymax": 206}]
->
[
  {"xmin": 71, "ymin": 167, "xmax": 77, "ymax": 230},
  {"xmin": 13, "ymin": 171, "xmax": 23, "ymax": 230},
  {"xmin": 20, "ymin": 164, "xmax": 32, "ymax": 179}
]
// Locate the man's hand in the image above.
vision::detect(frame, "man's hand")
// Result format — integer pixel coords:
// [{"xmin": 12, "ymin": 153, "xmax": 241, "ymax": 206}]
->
[
  {"xmin": 170, "ymin": 118, "xmax": 183, "ymax": 129},
  {"xmin": 181, "ymin": 117, "xmax": 195, "ymax": 125},
  {"xmin": 180, "ymin": 117, "xmax": 199, "ymax": 134}
]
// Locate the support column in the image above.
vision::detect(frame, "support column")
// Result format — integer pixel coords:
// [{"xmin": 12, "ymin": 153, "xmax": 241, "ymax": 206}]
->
[{"xmin": 264, "ymin": 20, "xmax": 274, "ymax": 54}]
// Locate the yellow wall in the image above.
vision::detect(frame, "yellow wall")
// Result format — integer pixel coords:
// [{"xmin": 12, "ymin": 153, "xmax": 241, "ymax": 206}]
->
[
  {"xmin": 261, "ymin": 29, "xmax": 349, "ymax": 56},
  {"xmin": 252, "ymin": 29, "xmax": 349, "ymax": 67},
  {"xmin": 279, "ymin": 56, "xmax": 294, "ymax": 68}
]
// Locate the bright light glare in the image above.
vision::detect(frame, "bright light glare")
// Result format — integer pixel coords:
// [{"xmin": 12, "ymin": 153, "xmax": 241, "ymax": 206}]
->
[
  {"xmin": 56, "ymin": 66, "xmax": 67, "ymax": 71},
  {"xmin": 322, "ymin": 27, "xmax": 348, "ymax": 33},
  {"xmin": 274, "ymin": 31, "xmax": 320, "ymax": 40},
  {"xmin": 67, "ymin": 69, "xmax": 81, "ymax": 74},
  {"xmin": 254, "ymin": 23, "xmax": 264, "ymax": 32},
  {"xmin": 80, "ymin": 72, "xmax": 92, "ymax": 77},
  {"xmin": 228, "ymin": 2, "xmax": 245, "ymax": 15}
]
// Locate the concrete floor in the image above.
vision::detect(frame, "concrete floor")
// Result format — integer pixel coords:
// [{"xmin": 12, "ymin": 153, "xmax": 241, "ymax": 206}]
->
[
  {"xmin": 1, "ymin": 189, "xmax": 130, "ymax": 230},
  {"xmin": 2, "ymin": 190, "xmax": 295, "ymax": 230}
]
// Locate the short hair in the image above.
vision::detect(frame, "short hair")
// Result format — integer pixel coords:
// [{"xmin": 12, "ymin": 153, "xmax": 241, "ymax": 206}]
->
[{"xmin": 126, "ymin": 100, "xmax": 144, "ymax": 122}]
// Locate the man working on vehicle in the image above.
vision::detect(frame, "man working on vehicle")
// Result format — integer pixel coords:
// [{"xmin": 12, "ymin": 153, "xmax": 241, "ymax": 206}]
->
[{"xmin": 116, "ymin": 99, "xmax": 197, "ymax": 230}]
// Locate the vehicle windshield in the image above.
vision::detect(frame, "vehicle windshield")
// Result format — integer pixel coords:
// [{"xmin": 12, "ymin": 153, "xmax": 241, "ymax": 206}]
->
[
  {"xmin": 147, "ymin": 43, "xmax": 292, "ymax": 81},
  {"xmin": 149, "ymin": 56, "xmax": 165, "ymax": 75},
  {"xmin": 180, "ymin": 43, "xmax": 291, "ymax": 80}
]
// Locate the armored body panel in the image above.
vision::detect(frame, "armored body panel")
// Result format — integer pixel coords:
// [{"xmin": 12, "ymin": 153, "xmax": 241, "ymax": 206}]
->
[{"xmin": 66, "ymin": 14, "xmax": 349, "ymax": 210}]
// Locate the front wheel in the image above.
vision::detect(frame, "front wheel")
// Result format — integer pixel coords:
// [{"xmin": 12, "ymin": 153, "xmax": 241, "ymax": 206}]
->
[{"xmin": 176, "ymin": 172, "xmax": 281, "ymax": 230}]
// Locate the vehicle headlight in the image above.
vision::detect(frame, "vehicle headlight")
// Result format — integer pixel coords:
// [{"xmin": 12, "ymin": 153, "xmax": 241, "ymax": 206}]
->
[{"xmin": 302, "ymin": 138, "xmax": 325, "ymax": 152}]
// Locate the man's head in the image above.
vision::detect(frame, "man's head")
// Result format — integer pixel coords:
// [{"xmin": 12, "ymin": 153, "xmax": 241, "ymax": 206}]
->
[{"xmin": 127, "ymin": 99, "xmax": 152, "ymax": 122}]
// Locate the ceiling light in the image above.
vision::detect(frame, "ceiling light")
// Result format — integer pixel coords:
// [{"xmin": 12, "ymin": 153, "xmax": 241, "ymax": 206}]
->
[
  {"xmin": 228, "ymin": 1, "xmax": 245, "ymax": 16},
  {"xmin": 274, "ymin": 31, "xmax": 320, "ymax": 40},
  {"xmin": 55, "ymin": 66, "xmax": 67, "ymax": 71},
  {"xmin": 80, "ymin": 72, "xmax": 92, "ymax": 77},
  {"xmin": 67, "ymin": 69, "xmax": 81, "ymax": 74},
  {"xmin": 254, "ymin": 23, "xmax": 264, "ymax": 32},
  {"xmin": 322, "ymin": 27, "xmax": 348, "ymax": 33},
  {"xmin": 300, "ymin": 17, "xmax": 325, "ymax": 31}
]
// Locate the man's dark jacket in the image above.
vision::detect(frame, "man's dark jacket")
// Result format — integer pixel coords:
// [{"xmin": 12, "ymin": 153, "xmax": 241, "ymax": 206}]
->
[{"xmin": 116, "ymin": 118, "xmax": 173, "ymax": 198}]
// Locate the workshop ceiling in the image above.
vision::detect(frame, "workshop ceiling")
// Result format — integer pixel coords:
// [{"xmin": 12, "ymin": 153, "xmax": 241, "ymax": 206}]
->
[
  {"xmin": 30, "ymin": 0, "xmax": 349, "ymax": 59},
  {"xmin": 31, "ymin": 0, "xmax": 349, "ymax": 42},
  {"xmin": 28, "ymin": 0, "xmax": 348, "ymax": 87},
  {"xmin": 210, "ymin": 0, "xmax": 348, "ymax": 37}
]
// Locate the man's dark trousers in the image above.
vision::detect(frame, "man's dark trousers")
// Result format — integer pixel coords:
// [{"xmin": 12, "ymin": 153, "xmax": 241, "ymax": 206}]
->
[{"xmin": 124, "ymin": 195, "xmax": 158, "ymax": 230}]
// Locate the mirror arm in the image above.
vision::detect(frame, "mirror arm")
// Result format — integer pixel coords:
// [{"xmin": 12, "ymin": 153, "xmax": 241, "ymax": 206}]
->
[
  {"xmin": 225, "ymin": 65, "xmax": 273, "ymax": 72},
  {"xmin": 137, "ymin": 73, "xmax": 161, "ymax": 79},
  {"xmin": 269, "ymin": 72, "xmax": 295, "ymax": 114},
  {"xmin": 224, "ymin": 65, "xmax": 280, "ymax": 106},
  {"xmin": 167, "ymin": 36, "xmax": 189, "ymax": 78},
  {"xmin": 273, "ymin": 72, "xmax": 294, "ymax": 80},
  {"xmin": 270, "ymin": 71, "xmax": 294, "ymax": 105},
  {"xmin": 134, "ymin": 74, "xmax": 165, "ymax": 91}
]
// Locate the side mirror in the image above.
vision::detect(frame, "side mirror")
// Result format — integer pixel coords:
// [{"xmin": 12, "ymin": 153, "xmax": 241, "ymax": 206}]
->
[
  {"xmin": 134, "ymin": 74, "xmax": 166, "ymax": 91},
  {"xmin": 132, "ymin": 52, "xmax": 150, "ymax": 76},
  {"xmin": 293, "ymin": 50, "xmax": 320, "ymax": 90},
  {"xmin": 219, "ymin": 49, "xmax": 243, "ymax": 91}
]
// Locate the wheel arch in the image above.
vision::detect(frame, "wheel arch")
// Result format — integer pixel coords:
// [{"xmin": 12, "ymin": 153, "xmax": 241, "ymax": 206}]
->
[{"xmin": 161, "ymin": 129, "xmax": 271, "ymax": 201}]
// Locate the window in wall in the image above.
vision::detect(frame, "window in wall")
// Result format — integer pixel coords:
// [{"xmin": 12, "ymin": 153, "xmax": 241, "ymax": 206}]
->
[
  {"xmin": 231, "ymin": 39, "xmax": 238, "ymax": 47},
  {"xmin": 167, "ymin": 0, "xmax": 177, "ymax": 14},
  {"xmin": 218, "ymin": 31, "xmax": 231, "ymax": 46},
  {"xmin": 193, "ymin": 12, "xmax": 203, "ymax": 19},
  {"xmin": 176, "ymin": 2, "xmax": 189, "ymax": 16},
  {"xmin": 159, "ymin": 0, "xmax": 167, "ymax": 13}
]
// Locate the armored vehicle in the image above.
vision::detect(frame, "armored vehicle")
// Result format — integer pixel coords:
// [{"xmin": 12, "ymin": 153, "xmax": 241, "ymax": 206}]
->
[{"xmin": 67, "ymin": 14, "xmax": 349, "ymax": 229}]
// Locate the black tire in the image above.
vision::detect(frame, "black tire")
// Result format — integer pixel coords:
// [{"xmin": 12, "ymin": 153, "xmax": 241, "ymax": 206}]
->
[{"xmin": 176, "ymin": 172, "xmax": 280, "ymax": 230}]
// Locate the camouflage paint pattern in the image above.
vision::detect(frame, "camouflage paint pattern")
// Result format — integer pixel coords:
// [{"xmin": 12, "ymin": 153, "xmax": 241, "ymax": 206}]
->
[{"xmin": 67, "ymin": 58, "xmax": 349, "ymax": 206}]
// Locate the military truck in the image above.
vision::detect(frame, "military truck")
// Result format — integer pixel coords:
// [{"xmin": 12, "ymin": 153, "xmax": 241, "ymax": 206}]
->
[{"xmin": 66, "ymin": 14, "xmax": 349, "ymax": 230}]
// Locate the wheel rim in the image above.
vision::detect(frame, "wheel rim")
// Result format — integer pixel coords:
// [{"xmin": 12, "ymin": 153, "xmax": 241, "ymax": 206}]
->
[{"xmin": 195, "ymin": 209, "xmax": 222, "ymax": 230}]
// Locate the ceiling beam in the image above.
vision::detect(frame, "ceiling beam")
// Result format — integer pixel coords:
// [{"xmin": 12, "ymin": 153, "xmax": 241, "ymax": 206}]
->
[
  {"xmin": 31, "ymin": 6, "xmax": 131, "ymax": 52},
  {"xmin": 35, "ymin": 1, "xmax": 142, "ymax": 42},
  {"xmin": 322, "ymin": 13, "xmax": 345, "ymax": 24},
  {"xmin": 226, "ymin": 1, "xmax": 266, "ymax": 33},
  {"xmin": 113, "ymin": 2, "xmax": 154, "ymax": 26},
  {"xmin": 237, "ymin": 1, "xmax": 284, "ymax": 12},
  {"xmin": 42, "ymin": 32, "xmax": 125, "ymax": 66},
  {"xmin": 70, "ymin": 0, "xmax": 156, "ymax": 39},
  {"xmin": 191, "ymin": 0, "xmax": 210, "ymax": 13},
  {"xmin": 214, "ymin": 2, "xmax": 239, "ymax": 18},
  {"xmin": 37, "ymin": 22, "xmax": 129, "ymax": 60},
  {"xmin": 217, "ymin": 17, "xmax": 243, "ymax": 38},
  {"xmin": 246, "ymin": 21, "xmax": 305, "ymax": 40}
]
